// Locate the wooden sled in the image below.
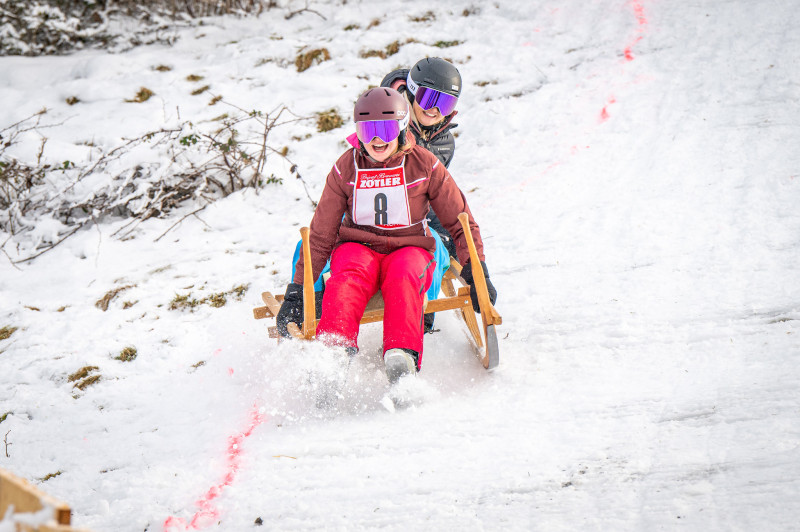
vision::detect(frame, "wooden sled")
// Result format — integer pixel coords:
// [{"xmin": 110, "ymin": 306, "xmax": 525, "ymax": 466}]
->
[
  {"xmin": 0, "ymin": 468, "xmax": 91, "ymax": 532},
  {"xmin": 253, "ymin": 213, "xmax": 502, "ymax": 369}
]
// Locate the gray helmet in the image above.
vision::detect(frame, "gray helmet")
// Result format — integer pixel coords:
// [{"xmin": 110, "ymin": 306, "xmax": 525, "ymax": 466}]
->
[{"xmin": 406, "ymin": 57, "xmax": 462, "ymax": 98}]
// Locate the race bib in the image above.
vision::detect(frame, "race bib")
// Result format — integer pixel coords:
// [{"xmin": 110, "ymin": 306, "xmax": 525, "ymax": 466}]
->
[{"xmin": 352, "ymin": 157, "xmax": 411, "ymax": 229}]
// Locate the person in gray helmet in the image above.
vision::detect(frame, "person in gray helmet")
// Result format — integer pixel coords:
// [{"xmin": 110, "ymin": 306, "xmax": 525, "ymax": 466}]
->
[
  {"xmin": 380, "ymin": 57, "xmax": 464, "ymax": 332},
  {"xmin": 380, "ymin": 57, "xmax": 462, "ymax": 173}
]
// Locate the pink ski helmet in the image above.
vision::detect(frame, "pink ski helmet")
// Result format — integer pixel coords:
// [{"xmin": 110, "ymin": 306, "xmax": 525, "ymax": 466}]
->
[{"xmin": 353, "ymin": 88, "xmax": 410, "ymax": 144}]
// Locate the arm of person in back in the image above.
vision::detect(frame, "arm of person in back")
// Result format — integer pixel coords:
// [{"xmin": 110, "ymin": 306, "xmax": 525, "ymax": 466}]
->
[{"xmin": 426, "ymin": 159, "xmax": 485, "ymax": 265}]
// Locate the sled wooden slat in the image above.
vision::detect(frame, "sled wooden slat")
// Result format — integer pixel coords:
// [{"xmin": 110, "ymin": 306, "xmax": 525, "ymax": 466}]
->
[
  {"xmin": 441, "ymin": 276, "xmax": 482, "ymax": 349},
  {"xmin": 361, "ymin": 292, "xmax": 386, "ymax": 324},
  {"xmin": 0, "ymin": 468, "xmax": 71, "ymax": 526},
  {"xmin": 489, "ymin": 306, "xmax": 503, "ymax": 325},
  {"xmin": 0, "ymin": 468, "xmax": 91, "ymax": 531},
  {"xmin": 265, "ymin": 290, "xmax": 470, "ymax": 334},
  {"xmin": 23, "ymin": 525, "xmax": 85, "ymax": 532},
  {"xmin": 423, "ymin": 293, "xmax": 471, "ymax": 314},
  {"xmin": 253, "ymin": 291, "xmax": 282, "ymax": 320}
]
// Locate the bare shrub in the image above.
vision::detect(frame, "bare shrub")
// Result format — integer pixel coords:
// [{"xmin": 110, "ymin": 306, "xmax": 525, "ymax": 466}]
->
[
  {"xmin": 1, "ymin": 1, "xmax": 287, "ymax": 57},
  {"xmin": 0, "ymin": 101, "xmax": 314, "ymax": 263}
]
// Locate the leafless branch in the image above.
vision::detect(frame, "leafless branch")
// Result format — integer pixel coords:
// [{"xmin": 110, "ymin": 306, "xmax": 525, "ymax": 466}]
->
[
  {"xmin": 0, "ymin": 237, "xmax": 22, "ymax": 270},
  {"xmin": 4, "ymin": 430, "xmax": 11, "ymax": 458},
  {"xmin": 14, "ymin": 224, "xmax": 84, "ymax": 264},
  {"xmin": 285, "ymin": 2, "xmax": 327, "ymax": 21},
  {"xmin": 153, "ymin": 204, "xmax": 208, "ymax": 242}
]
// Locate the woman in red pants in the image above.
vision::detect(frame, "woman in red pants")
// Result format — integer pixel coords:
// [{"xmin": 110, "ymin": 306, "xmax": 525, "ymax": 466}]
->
[{"xmin": 277, "ymin": 87, "xmax": 496, "ymax": 383}]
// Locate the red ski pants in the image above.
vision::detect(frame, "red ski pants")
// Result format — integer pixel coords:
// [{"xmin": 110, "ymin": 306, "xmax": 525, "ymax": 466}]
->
[{"xmin": 317, "ymin": 243, "xmax": 435, "ymax": 364}]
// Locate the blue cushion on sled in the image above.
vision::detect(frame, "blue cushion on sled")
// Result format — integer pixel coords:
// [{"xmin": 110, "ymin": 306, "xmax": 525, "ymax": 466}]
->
[{"xmin": 290, "ymin": 231, "xmax": 450, "ymax": 300}]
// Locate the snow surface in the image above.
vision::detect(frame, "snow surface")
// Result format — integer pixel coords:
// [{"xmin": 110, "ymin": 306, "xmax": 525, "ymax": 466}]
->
[{"xmin": 2, "ymin": 0, "xmax": 800, "ymax": 530}]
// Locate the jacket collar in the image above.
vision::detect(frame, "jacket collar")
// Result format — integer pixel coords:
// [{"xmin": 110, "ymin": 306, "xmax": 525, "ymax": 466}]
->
[{"xmin": 411, "ymin": 110, "xmax": 458, "ymax": 140}]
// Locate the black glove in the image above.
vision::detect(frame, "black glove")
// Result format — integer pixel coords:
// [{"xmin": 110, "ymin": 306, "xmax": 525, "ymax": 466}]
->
[
  {"xmin": 276, "ymin": 283, "xmax": 303, "ymax": 338},
  {"xmin": 276, "ymin": 283, "xmax": 325, "ymax": 338},
  {"xmin": 460, "ymin": 261, "xmax": 497, "ymax": 313}
]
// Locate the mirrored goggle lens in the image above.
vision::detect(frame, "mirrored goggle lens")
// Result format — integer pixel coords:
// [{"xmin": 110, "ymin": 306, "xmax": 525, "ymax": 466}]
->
[
  {"xmin": 355, "ymin": 120, "xmax": 401, "ymax": 143},
  {"xmin": 415, "ymin": 86, "xmax": 458, "ymax": 116}
]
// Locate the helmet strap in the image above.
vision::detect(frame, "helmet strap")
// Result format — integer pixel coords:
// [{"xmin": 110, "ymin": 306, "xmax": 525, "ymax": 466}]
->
[{"xmin": 404, "ymin": 87, "xmax": 415, "ymax": 106}]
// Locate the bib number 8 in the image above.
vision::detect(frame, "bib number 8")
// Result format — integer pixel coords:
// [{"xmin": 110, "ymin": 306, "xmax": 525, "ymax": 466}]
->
[{"xmin": 374, "ymin": 193, "xmax": 388, "ymax": 226}]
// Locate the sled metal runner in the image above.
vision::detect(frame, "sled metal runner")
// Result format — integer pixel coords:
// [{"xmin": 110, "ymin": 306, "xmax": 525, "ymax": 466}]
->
[{"xmin": 253, "ymin": 213, "xmax": 502, "ymax": 369}]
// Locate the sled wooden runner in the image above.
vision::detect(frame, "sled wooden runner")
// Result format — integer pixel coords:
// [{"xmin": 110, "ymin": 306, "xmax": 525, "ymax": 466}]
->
[{"xmin": 253, "ymin": 212, "xmax": 502, "ymax": 369}]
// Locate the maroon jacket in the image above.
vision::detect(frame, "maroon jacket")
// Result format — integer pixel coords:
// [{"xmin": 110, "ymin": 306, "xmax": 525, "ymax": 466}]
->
[{"xmin": 293, "ymin": 135, "xmax": 485, "ymax": 285}]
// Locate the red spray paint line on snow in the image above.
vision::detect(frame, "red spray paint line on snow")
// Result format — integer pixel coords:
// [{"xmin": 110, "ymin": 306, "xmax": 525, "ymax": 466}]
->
[
  {"xmin": 599, "ymin": 96, "xmax": 617, "ymax": 123},
  {"xmin": 163, "ymin": 405, "xmax": 266, "ymax": 531},
  {"xmin": 485, "ymin": 1, "xmax": 652, "ymax": 207},
  {"xmin": 623, "ymin": 0, "xmax": 648, "ymax": 61},
  {"xmin": 601, "ymin": 1, "xmax": 648, "ymax": 122}
]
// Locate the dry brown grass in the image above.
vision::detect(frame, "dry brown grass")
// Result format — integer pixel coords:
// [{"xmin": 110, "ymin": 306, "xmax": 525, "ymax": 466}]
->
[
  {"xmin": 74, "ymin": 375, "xmax": 101, "ymax": 390},
  {"xmin": 116, "ymin": 346, "xmax": 138, "ymax": 362},
  {"xmin": 68, "ymin": 366, "xmax": 99, "ymax": 382},
  {"xmin": 295, "ymin": 48, "xmax": 330, "ymax": 72},
  {"xmin": 0, "ymin": 326, "xmax": 18, "ymax": 341},
  {"xmin": 410, "ymin": 11, "xmax": 436, "ymax": 22},
  {"xmin": 96, "ymin": 285, "xmax": 135, "ymax": 311},
  {"xmin": 169, "ymin": 284, "xmax": 249, "ymax": 311},
  {"xmin": 126, "ymin": 87, "xmax": 154, "ymax": 103},
  {"xmin": 316, "ymin": 109, "xmax": 343, "ymax": 132}
]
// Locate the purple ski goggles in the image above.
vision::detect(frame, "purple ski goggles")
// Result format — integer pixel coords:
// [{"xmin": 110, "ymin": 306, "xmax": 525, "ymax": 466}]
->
[
  {"xmin": 355, "ymin": 119, "xmax": 402, "ymax": 143},
  {"xmin": 414, "ymin": 86, "xmax": 459, "ymax": 116}
]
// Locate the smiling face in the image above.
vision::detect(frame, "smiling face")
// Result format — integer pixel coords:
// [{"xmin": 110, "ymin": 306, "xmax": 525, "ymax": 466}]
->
[
  {"xmin": 412, "ymin": 100, "xmax": 445, "ymax": 127},
  {"xmin": 363, "ymin": 136, "xmax": 399, "ymax": 162}
]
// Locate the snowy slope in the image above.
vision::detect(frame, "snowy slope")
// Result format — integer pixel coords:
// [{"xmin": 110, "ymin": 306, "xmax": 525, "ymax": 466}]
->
[{"xmin": 1, "ymin": 1, "xmax": 799, "ymax": 531}]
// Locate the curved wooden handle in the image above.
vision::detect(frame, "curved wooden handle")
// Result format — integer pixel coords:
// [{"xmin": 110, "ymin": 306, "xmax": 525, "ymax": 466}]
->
[
  {"xmin": 300, "ymin": 226, "xmax": 316, "ymax": 339},
  {"xmin": 458, "ymin": 212, "xmax": 489, "ymax": 310},
  {"xmin": 457, "ymin": 212, "xmax": 501, "ymax": 368}
]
